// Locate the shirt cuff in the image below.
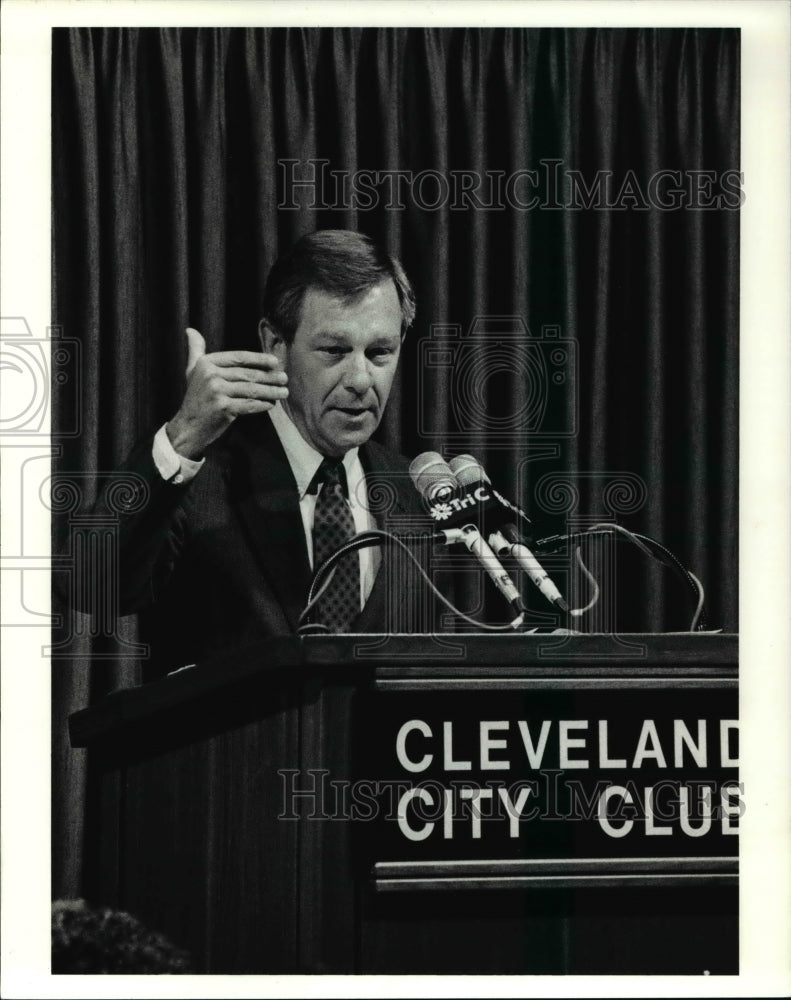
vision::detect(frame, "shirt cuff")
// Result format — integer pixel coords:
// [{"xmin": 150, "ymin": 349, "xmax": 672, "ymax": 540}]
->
[{"xmin": 153, "ymin": 424, "xmax": 205, "ymax": 485}]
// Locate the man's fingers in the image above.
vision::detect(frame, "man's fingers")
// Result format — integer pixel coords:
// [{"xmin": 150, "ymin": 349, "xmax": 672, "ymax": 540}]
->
[
  {"xmin": 227, "ymin": 398, "xmax": 280, "ymax": 415},
  {"xmin": 185, "ymin": 327, "xmax": 206, "ymax": 377},
  {"xmin": 221, "ymin": 381, "xmax": 289, "ymax": 401},
  {"xmin": 209, "ymin": 350, "xmax": 283, "ymax": 370},
  {"xmin": 215, "ymin": 366, "xmax": 288, "ymax": 385}
]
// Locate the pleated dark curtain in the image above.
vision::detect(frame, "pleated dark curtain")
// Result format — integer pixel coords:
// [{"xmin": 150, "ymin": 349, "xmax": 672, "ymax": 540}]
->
[{"xmin": 51, "ymin": 27, "xmax": 739, "ymax": 897}]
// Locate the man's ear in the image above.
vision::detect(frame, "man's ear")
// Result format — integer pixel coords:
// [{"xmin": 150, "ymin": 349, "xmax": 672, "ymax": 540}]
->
[{"xmin": 258, "ymin": 319, "xmax": 286, "ymax": 362}]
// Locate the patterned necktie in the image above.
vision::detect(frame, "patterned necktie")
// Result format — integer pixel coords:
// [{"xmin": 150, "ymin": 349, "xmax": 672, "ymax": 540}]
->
[{"xmin": 311, "ymin": 457, "xmax": 361, "ymax": 632}]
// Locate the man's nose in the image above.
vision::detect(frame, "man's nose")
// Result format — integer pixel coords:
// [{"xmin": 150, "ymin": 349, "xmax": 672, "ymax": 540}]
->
[{"xmin": 343, "ymin": 353, "xmax": 374, "ymax": 394}]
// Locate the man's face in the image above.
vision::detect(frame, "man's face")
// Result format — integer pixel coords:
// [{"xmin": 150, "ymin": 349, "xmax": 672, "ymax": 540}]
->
[{"xmin": 265, "ymin": 280, "xmax": 403, "ymax": 457}]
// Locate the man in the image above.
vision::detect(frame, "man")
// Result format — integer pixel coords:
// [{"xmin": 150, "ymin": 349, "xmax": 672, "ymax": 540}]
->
[{"xmin": 106, "ymin": 230, "xmax": 443, "ymax": 675}]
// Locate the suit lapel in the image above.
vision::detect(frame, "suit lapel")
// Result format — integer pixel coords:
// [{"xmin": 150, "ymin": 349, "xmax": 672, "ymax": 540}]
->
[
  {"xmin": 225, "ymin": 413, "xmax": 312, "ymax": 632},
  {"xmin": 353, "ymin": 440, "xmax": 416, "ymax": 633},
  {"xmin": 225, "ymin": 418, "xmax": 423, "ymax": 635}
]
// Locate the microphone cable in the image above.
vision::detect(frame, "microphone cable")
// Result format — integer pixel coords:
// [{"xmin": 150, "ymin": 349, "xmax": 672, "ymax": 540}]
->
[
  {"xmin": 534, "ymin": 524, "xmax": 707, "ymax": 632},
  {"xmin": 297, "ymin": 529, "xmax": 529, "ymax": 634},
  {"xmin": 568, "ymin": 546, "xmax": 601, "ymax": 618}
]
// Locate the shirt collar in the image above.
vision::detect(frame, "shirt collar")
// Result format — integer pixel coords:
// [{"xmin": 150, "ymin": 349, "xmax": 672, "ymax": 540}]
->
[{"xmin": 268, "ymin": 402, "xmax": 360, "ymax": 500}]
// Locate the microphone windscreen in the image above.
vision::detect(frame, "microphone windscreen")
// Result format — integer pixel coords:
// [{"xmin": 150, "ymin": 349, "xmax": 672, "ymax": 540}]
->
[
  {"xmin": 448, "ymin": 454, "xmax": 490, "ymax": 488},
  {"xmin": 447, "ymin": 454, "xmax": 535, "ymax": 540},
  {"xmin": 408, "ymin": 451, "xmax": 458, "ymax": 503}
]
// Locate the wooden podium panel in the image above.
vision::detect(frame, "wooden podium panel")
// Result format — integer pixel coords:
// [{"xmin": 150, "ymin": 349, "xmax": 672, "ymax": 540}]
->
[{"xmin": 70, "ymin": 633, "xmax": 738, "ymax": 974}]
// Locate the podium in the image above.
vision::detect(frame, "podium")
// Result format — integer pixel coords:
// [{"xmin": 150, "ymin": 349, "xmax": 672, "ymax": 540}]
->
[{"xmin": 69, "ymin": 633, "xmax": 738, "ymax": 974}]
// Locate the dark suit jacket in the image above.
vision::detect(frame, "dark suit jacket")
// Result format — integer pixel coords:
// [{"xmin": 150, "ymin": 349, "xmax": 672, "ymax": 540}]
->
[{"xmin": 107, "ymin": 412, "xmax": 445, "ymax": 674}]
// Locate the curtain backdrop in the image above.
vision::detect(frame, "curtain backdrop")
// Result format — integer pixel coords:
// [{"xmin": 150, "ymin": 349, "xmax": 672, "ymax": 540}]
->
[{"xmin": 51, "ymin": 27, "xmax": 739, "ymax": 898}]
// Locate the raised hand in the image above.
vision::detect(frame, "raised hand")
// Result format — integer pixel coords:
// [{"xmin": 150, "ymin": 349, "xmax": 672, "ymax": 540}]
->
[{"xmin": 166, "ymin": 328, "xmax": 289, "ymax": 458}]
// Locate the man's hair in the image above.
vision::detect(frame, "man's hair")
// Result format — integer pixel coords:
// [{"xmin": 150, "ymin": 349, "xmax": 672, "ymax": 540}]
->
[
  {"xmin": 262, "ymin": 230, "xmax": 416, "ymax": 342},
  {"xmin": 51, "ymin": 899, "xmax": 191, "ymax": 974}
]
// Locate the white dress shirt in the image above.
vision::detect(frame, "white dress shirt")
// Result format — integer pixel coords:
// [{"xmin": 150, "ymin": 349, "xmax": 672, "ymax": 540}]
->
[{"xmin": 153, "ymin": 404, "xmax": 380, "ymax": 610}]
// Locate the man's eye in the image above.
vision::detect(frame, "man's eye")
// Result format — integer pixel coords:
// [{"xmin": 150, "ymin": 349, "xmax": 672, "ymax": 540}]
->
[
  {"xmin": 320, "ymin": 346, "xmax": 346, "ymax": 356},
  {"xmin": 369, "ymin": 348, "xmax": 395, "ymax": 360}
]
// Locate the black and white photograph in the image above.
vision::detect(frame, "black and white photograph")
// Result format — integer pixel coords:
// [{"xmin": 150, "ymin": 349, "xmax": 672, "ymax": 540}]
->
[{"xmin": 1, "ymin": 1, "xmax": 789, "ymax": 995}]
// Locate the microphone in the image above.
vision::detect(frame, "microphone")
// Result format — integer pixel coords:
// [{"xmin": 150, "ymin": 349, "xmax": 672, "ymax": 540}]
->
[
  {"xmin": 447, "ymin": 455, "xmax": 569, "ymax": 613},
  {"xmin": 445, "ymin": 454, "xmax": 534, "ymax": 538},
  {"xmin": 407, "ymin": 451, "xmax": 459, "ymax": 504},
  {"xmin": 408, "ymin": 452, "xmax": 526, "ymax": 618},
  {"xmin": 409, "ymin": 452, "xmax": 531, "ymax": 537}
]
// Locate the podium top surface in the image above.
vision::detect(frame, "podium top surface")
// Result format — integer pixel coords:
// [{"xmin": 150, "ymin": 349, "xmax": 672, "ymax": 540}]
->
[{"xmin": 69, "ymin": 633, "xmax": 736, "ymax": 748}]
